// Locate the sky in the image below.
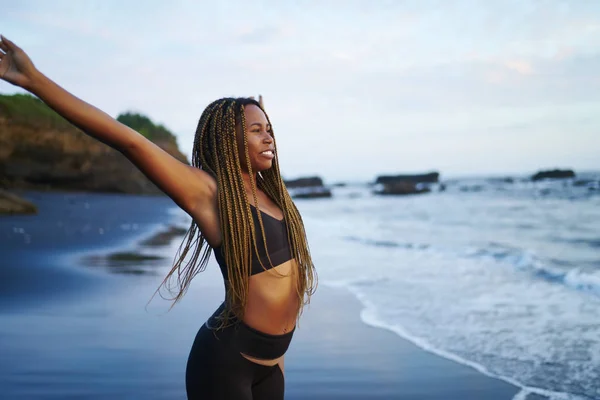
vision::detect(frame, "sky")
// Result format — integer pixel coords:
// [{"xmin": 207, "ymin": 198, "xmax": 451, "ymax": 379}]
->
[{"xmin": 1, "ymin": 0, "xmax": 599, "ymax": 182}]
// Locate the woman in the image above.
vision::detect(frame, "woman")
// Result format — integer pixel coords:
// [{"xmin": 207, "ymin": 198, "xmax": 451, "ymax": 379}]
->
[{"xmin": 0, "ymin": 35, "xmax": 317, "ymax": 399}]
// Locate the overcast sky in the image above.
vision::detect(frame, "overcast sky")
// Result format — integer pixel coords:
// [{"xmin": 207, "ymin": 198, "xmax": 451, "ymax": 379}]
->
[{"xmin": 1, "ymin": 0, "xmax": 599, "ymax": 182}]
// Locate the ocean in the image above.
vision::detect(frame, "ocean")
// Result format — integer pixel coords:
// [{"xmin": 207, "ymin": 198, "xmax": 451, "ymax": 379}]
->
[
  {"xmin": 1, "ymin": 172, "xmax": 599, "ymax": 399},
  {"xmin": 295, "ymin": 173, "xmax": 600, "ymax": 400}
]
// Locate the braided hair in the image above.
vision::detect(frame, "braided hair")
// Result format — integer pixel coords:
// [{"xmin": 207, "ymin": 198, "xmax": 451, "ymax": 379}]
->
[{"xmin": 155, "ymin": 97, "xmax": 317, "ymax": 328}]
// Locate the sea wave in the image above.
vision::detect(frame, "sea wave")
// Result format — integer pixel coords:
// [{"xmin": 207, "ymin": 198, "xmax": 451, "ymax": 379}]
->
[
  {"xmin": 322, "ymin": 280, "xmax": 593, "ymax": 400},
  {"xmin": 552, "ymin": 237, "xmax": 600, "ymax": 249},
  {"xmin": 462, "ymin": 244, "xmax": 600, "ymax": 296},
  {"xmin": 342, "ymin": 235, "xmax": 430, "ymax": 250},
  {"xmin": 344, "ymin": 235, "xmax": 600, "ymax": 297}
]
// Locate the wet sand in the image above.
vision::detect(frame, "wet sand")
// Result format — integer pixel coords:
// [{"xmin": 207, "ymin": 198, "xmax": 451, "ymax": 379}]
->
[{"xmin": 0, "ymin": 191, "xmax": 520, "ymax": 399}]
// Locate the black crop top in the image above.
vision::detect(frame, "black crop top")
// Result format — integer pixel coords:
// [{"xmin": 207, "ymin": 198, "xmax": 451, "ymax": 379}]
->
[{"xmin": 214, "ymin": 204, "xmax": 292, "ymax": 279}]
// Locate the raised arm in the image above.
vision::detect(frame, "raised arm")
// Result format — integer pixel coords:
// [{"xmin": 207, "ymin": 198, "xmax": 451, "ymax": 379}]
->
[{"xmin": 0, "ymin": 35, "xmax": 215, "ymax": 216}]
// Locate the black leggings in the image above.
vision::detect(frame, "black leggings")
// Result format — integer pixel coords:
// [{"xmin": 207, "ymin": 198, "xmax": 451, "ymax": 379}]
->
[{"xmin": 186, "ymin": 322, "xmax": 285, "ymax": 399}]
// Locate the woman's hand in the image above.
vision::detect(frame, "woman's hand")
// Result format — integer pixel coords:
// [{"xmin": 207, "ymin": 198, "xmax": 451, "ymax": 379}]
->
[{"xmin": 0, "ymin": 35, "xmax": 38, "ymax": 89}]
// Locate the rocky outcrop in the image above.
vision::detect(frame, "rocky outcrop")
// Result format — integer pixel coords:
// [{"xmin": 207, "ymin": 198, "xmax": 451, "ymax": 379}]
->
[
  {"xmin": 284, "ymin": 176, "xmax": 332, "ymax": 199},
  {"xmin": 374, "ymin": 171, "xmax": 439, "ymax": 195},
  {"xmin": 531, "ymin": 169, "xmax": 575, "ymax": 181},
  {"xmin": 0, "ymin": 190, "xmax": 37, "ymax": 215},
  {"xmin": 291, "ymin": 187, "xmax": 332, "ymax": 199},
  {"xmin": 375, "ymin": 172, "xmax": 439, "ymax": 185},
  {"xmin": 0, "ymin": 96, "xmax": 189, "ymax": 195},
  {"xmin": 285, "ymin": 176, "xmax": 325, "ymax": 188}
]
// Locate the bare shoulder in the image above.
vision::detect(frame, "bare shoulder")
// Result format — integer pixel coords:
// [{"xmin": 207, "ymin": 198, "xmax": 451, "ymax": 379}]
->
[{"xmin": 186, "ymin": 167, "xmax": 222, "ymax": 248}]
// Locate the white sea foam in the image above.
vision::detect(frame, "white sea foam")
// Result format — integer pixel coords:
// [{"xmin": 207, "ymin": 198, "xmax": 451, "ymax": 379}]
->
[
  {"xmin": 297, "ymin": 187, "xmax": 600, "ymax": 399},
  {"xmin": 324, "ymin": 280, "xmax": 593, "ymax": 400}
]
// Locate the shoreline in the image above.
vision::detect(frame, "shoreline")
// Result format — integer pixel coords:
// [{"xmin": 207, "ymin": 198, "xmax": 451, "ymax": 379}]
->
[
  {"xmin": 286, "ymin": 285, "xmax": 521, "ymax": 400},
  {"xmin": 335, "ymin": 284, "xmax": 574, "ymax": 400},
  {"xmin": 0, "ymin": 190, "xmax": 182, "ymax": 310},
  {"xmin": 0, "ymin": 191, "xmax": 538, "ymax": 399},
  {"xmin": 356, "ymin": 303, "xmax": 574, "ymax": 400}
]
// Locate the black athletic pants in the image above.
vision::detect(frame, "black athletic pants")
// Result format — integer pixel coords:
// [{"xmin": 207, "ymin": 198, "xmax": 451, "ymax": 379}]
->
[{"xmin": 186, "ymin": 322, "xmax": 285, "ymax": 399}]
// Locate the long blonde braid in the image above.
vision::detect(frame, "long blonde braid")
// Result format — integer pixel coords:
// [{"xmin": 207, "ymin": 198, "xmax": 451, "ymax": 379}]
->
[{"xmin": 155, "ymin": 97, "xmax": 317, "ymax": 328}]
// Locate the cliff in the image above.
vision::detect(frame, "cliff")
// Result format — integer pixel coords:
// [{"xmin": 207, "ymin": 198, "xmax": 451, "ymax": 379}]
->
[{"xmin": 0, "ymin": 93, "xmax": 189, "ymax": 195}]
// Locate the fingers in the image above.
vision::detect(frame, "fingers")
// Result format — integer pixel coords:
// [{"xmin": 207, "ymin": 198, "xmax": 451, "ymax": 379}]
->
[{"xmin": 0, "ymin": 35, "xmax": 16, "ymax": 51}]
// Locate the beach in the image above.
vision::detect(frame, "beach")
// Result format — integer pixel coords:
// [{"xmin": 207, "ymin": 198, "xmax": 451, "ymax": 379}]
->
[
  {"xmin": 286, "ymin": 288, "xmax": 518, "ymax": 400},
  {"xmin": 1, "ymin": 185, "xmax": 598, "ymax": 399}
]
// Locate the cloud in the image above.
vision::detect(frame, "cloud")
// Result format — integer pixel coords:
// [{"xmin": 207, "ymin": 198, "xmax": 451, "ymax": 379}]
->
[
  {"xmin": 235, "ymin": 24, "xmax": 293, "ymax": 45},
  {"xmin": 2, "ymin": 0, "xmax": 600, "ymax": 179},
  {"xmin": 504, "ymin": 60, "xmax": 534, "ymax": 75},
  {"xmin": 553, "ymin": 46, "xmax": 575, "ymax": 61}
]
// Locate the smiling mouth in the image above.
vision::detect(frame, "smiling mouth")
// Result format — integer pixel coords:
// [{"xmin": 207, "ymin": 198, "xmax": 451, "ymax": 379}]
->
[{"xmin": 260, "ymin": 150, "xmax": 275, "ymax": 156}]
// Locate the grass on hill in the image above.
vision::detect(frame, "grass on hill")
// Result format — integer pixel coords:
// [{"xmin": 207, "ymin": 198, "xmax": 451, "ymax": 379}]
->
[{"xmin": 0, "ymin": 93, "xmax": 177, "ymax": 142}]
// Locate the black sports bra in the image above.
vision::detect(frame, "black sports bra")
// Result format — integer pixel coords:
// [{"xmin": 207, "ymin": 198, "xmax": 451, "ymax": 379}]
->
[{"xmin": 214, "ymin": 204, "xmax": 292, "ymax": 279}]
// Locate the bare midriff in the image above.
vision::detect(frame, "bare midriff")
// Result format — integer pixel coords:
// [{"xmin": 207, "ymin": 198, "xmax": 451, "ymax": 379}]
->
[{"xmin": 239, "ymin": 257, "xmax": 299, "ymax": 367}]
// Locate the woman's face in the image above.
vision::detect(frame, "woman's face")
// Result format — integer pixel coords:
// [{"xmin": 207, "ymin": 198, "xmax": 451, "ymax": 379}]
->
[{"xmin": 237, "ymin": 104, "xmax": 275, "ymax": 173}]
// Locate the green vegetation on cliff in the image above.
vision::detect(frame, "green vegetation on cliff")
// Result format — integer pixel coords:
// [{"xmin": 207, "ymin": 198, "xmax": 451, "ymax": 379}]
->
[
  {"xmin": 0, "ymin": 92, "xmax": 189, "ymax": 195},
  {"xmin": 0, "ymin": 93, "xmax": 74, "ymax": 130},
  {"xmin": 0, "ymin": 93, "xmax": 178, "ymax": 144},
  {"xmin": 116, "ymin": 112, "xmax": 177, "ymax": 142}
]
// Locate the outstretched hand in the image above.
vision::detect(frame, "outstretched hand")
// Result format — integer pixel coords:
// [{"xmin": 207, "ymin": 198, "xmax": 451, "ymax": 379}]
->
[{"xmin": 0, "ymin": 35, "xmax": 37, "ymax": 89}]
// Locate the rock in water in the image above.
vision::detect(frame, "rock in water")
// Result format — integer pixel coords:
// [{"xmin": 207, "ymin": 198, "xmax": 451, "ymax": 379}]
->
[
  {"xmin": 373, "ymin": 171, "xmax": 439, "ymax": 195},
  {"xmin": 375, "ymin": 172, "xmax": 439, "ymax": 184},
  {"xmin": 284, "ymin": 176, "xmax": 325, "ymax": 188},
  {"xmin": 284, "ymin": 176, "xmax": 332, "ymax": 199},
  {"xmin": 531, "ymin": 169, "xmax": 575, "ymax": 181}
]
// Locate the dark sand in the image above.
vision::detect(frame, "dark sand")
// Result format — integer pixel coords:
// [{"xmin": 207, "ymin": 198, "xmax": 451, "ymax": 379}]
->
[
  {"xmin": 0, "ymin": 191, "xmax": 521, "ymax": 399},
  {"xmin": 286, "ymin": 287, "xmax": 520, "ymax": 399}
]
